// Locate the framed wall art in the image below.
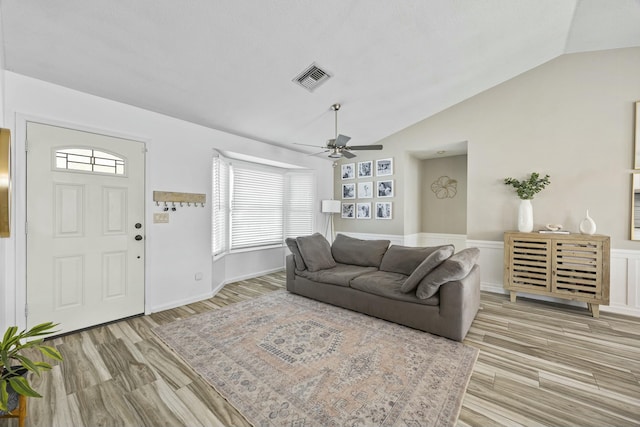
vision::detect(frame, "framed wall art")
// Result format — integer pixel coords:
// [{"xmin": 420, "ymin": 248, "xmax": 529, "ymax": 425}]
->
[
  {"xmin": 375, "ymin": 202, "xmax": 392, "ymax": 219},
  {"xmin": 357, "ymin": 181, "xmax": 373, "ymax": 199},
  {"xmin": 342, "ymin": 183, "xmax": 355, "ymax": 199},
  {"xmin": 358, "ymin": 160, "xmax": 373, "ymax": 178},
  {"xmin": 376, "ymin": 158, "xmax": 393, "ymax": 176},
  {"xmin": 342, "ymin": 203, "xmax": 355, "ymax": 219},
  {"xmin": 341, "ymin": 163, "xmax": 355, "ymax": 180},
  {"xmin": 357, "ymin": 202, "xmax": 371, "ymax": 219},
  {"xmin": 377, "ymin": 180, "xmax": 394, "ymax": 198}
]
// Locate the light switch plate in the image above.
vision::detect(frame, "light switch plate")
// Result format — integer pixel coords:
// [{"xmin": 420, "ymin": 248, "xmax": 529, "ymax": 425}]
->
[{"xmin": 154, "ymin": 213, "xmax": 169, "ymax": 223}]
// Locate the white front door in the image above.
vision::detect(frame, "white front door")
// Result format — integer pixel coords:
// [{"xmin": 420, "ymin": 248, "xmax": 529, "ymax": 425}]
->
[{"xmin": 26, "ymin": 122, "xmax": 145, "ymax": 335}]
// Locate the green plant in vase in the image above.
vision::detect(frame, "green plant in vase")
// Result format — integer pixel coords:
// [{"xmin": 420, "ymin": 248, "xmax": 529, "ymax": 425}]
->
[
  {"xmin": 504, "ymin": 172, "xmax": 550, "ymax": 200},
  {"xmin": 0, "ymin": 322, "xmax": 63, "ymax": 412},
  {"xmin": 504, "ymin": 172, "xmax": 550, "ymax": 232}
]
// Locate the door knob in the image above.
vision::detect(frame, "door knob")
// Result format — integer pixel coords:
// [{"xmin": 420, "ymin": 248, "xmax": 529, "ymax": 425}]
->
[{"xmin": 135, "ymin": 235, "xmax": 143, "ymax": 241}]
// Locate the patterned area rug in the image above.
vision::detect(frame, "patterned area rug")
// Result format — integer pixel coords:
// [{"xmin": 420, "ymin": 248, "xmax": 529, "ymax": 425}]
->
[{"xmin": 153, "ymin": 291, "xmax": 478, "ymax": 426}]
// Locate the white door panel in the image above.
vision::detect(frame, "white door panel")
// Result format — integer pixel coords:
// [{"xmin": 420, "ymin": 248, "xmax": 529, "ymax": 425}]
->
[{"xmin": 26, "ymin": 122, "xmax": 145, "ymax": 335}]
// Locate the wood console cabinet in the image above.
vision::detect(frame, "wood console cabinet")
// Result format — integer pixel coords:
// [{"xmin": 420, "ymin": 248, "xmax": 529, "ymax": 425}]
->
[{"xmin": 503, "ymin": 232, "xmax": 610, "ymax": 317}]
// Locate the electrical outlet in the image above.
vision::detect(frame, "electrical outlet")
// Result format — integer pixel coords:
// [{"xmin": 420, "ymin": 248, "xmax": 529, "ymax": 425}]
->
[
  {"xmin": 154, "ymin": 213, "xmax": 169, "ymax": 223},
  {"xmin": 195, "ymin": 272, "xmax": 203, "ymax": 281}
]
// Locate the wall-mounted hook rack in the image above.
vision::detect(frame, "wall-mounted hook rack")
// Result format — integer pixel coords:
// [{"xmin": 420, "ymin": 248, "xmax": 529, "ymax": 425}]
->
[{"xmin": 153, "ymin": 191, "xmax": 206, "ymax": 209}]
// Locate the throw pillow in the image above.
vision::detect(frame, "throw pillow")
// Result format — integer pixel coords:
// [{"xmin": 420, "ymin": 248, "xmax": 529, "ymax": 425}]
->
[
  {"xmin": 285, "ymin": 237, "xmax": 306, "ymax": 271},
  {"xmin": 296, "ymin": 233, "xmax": 336, "ymax": 272},
  {"xmin": 400, "ymin": 245, "xmax": 454, "ymax": 293},
  {"xmin": 416, "ymin": 247, "xmax": 480, "ymax": 299},
  {"xmin": 331, "ymin": 233, "xmax": 390, "ymax": 267},
  {"xmin": 379, "ymin": 244, "xmax": 453, "ymax": 276}
]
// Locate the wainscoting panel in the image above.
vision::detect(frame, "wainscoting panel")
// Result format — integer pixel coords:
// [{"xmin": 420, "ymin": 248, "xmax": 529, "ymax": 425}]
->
[{"xmin": 336, "ymin": 232, "xmax": 640, "ymax": 318}]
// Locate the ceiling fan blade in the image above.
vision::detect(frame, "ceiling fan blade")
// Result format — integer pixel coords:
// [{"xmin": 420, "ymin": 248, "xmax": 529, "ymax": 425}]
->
[
  {"xmin": 344, "ymin": 144, "xmax": 383, "ymax": 150},
  {"xmin": 341, "ymin": 150, "xmax": 357, "ymax": 159},
  {"xmin": 294, "ymin": 142, "xmax": 326, "ymax": 149},
  {"xmin": 309, "ymin": 150, "xmax": 330, "ymax": 156},
  {"xmin": 335, "ymin": 134, "xmax": 351, "ymax": 147}
]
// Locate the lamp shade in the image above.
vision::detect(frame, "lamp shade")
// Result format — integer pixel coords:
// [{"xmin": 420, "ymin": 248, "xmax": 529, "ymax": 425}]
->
[{"xmin": 321, "ymin": 199, "xmax": 341, "ymax": 213}]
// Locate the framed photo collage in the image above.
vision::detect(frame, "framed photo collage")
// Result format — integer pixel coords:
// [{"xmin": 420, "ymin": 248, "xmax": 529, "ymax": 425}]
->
[{"xmin": 341, "ymin": 158, "xmax": 393, "ymax": 220}]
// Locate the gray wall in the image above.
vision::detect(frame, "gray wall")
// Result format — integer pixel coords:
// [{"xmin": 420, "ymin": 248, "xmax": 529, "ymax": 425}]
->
[{"xmin": 334, "ymin": 46, "xmax": 640, "ymax": 249}]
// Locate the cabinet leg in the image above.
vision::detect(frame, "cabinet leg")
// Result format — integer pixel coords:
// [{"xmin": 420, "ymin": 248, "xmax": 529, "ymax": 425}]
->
[
  {"xmin": 510, "ymin": 291, "xmax": 517, "ymax": 303},
  {"xmin": 588, "ymin": 303, "xmax": 600, "ymax": 318}
]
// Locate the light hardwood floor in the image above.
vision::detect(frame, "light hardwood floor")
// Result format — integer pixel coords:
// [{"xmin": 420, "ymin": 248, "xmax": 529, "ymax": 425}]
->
[{"xmin": 2, "ymin": 272, "xmax": 639, "ymax": 427}]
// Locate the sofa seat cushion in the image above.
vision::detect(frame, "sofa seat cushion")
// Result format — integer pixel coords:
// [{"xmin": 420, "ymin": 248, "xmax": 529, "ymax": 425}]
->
[
  {"xmin": 350, "ymin": 271, "xmax": 440, "ymax": 306},
  {"xmin": 331, "ymin": 234, "xmax": 390, "ymax": 267},
  {"xmin": 296, "ymin": 233, "xmax": 336, "ymax": 272},
  {"xmin": 296, "ymin": 263, "xmax": 377, "ymax": 287},
  {"xmin": 379, "ymin": 244, "xmax": 455, "ymax": 276}
]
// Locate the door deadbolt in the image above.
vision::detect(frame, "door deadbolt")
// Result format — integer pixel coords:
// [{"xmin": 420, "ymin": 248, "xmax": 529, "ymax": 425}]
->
[{"xmin": 135, "ymin": 223, "xmax": 142, "ymax": 229}]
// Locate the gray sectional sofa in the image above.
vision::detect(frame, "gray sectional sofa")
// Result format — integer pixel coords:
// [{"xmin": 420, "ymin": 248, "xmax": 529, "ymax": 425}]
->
[{"xmin": 285, "ymin": 233, "xmax": 481, "ymax": 341}]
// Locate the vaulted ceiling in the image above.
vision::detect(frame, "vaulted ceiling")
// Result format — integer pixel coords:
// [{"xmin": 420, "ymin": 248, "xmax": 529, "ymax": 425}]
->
[{"xmin": 1, "ymin": 0, "xmax": 639, "ymax": 156}]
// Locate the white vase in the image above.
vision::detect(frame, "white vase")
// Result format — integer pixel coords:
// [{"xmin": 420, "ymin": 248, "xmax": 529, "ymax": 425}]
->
[
  {"xmin": 518, "ymin": 199, "xmax": 534, "ymax": 232},
  {"xmin": 579, "ymin": 209, "xmax": 597, "ymax": 235}
]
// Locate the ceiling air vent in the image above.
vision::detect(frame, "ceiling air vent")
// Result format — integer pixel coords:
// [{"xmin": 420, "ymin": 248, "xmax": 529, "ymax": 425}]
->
[{"xmin": 292, "ymin": 63, "xmax": 332, "ymax": 92}]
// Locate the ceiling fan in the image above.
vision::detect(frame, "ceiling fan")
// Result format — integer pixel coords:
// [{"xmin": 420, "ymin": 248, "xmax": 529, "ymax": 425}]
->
[{"xmin": 297, "ymin": 103, "xmax": 383, "ymax": 159}]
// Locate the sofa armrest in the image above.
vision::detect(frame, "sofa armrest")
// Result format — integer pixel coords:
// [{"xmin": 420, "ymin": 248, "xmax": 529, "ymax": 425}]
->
[{"xmin": 438, "ymin": 264, "xmax": 481, "ymax": 341}]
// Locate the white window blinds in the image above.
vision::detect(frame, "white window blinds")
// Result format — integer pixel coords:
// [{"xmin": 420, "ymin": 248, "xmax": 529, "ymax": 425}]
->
[
  {"xmin": 285, "ymin": 172, "xmax": 315, "ymax": 238},
  {"xmin": 212, "ymin": 156, "xmax": 229, "ymax": 256},
  {"xmin": 231, "ymin": 165, "xmax": 285, "ymax": 250}
]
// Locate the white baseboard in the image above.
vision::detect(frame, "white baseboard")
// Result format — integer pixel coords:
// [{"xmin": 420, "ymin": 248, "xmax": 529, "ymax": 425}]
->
[
  {"xmin": 337, "ymin": 233, "xmax": 640, "ymax": 318},
  {"xmin": 149, "ymin": 290, "xmax": 217, "ymax": 313}
]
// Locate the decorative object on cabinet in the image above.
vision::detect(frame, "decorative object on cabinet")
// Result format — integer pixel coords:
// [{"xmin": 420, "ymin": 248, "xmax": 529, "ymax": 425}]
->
[
  {"xmin": 579, "ymin": 209, "xmax": 597, "ymax": 235},
  {"xmin": 518, "ymin": 200, "xmax": 534, "ymax": 232},
  {"xmin": 0, "ymin": 129, "xmax": 10, "ymax": 238},
  {"xmin": 431, "ymin": 175, "xmax": 458, "ymax": 199},
  {"xmin": 503, "ymin": 231, "xmax": 610, "ymax": 317},
  {"xmin": 504, "ymin": 172, "xmax": 550, "ymax": 232}
]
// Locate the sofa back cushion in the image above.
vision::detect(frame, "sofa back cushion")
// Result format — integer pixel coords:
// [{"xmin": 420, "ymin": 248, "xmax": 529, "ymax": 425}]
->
[
  {"xmin": 331, "ymin": 234, "xmax": 390, "ymax": 267},
  {"xmin": 380, "ymin": 244, "xmax": 454, "ymax": 276},
  {"xmin": 285, "ymin": 237, "xmax": 307, "ymax": 271},
  {"xmin": 416, "ymin": 247, "xmax": 480, "ymax": 299},
  {"xmin": 400, "ymin": 245, "xmax": 454, "ymax": 293},
  {"xmin": 296, "ymin": 233, "xmax": 336, "ymax": 272}
]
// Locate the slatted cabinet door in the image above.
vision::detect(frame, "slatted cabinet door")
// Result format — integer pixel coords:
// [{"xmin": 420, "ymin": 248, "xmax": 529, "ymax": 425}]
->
[
  {"xmin": 552, "ymin": 238, "xmax": 608, "ymax": 303},
  {"xmin": 503, "ymin": 234, "xmax": 551, "ymax": 296}
]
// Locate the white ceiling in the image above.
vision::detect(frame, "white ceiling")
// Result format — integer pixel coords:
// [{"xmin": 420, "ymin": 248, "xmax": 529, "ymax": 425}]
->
[{"xmin": 1, "ymin": 0, "xmax": 639, "ymax": 157}]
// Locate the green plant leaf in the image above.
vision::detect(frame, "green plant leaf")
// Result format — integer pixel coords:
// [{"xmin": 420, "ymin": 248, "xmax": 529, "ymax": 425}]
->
[
  {"xmin": 0, "ymin": 381, "xmax": 8, "ymax": 412},
  {"xmin": 14, "ymin": 355, "xmax": 42, "ymax": 374},
  {"xmin": 1, "ymin": 326, "xmax": 18, "ymax": 347},
  {"xmin": 38, "ymin": 345, "xmax": 63, "ymax": 362},
  {"xmin": 7, "ymin": 375, "xmax": 42, "ymax": 398}
]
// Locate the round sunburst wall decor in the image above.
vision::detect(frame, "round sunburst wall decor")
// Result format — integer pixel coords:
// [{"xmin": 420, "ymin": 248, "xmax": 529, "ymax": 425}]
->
[{"xmin": 431, "ymin": 176, "xmax": 457, "ymax": 199}]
